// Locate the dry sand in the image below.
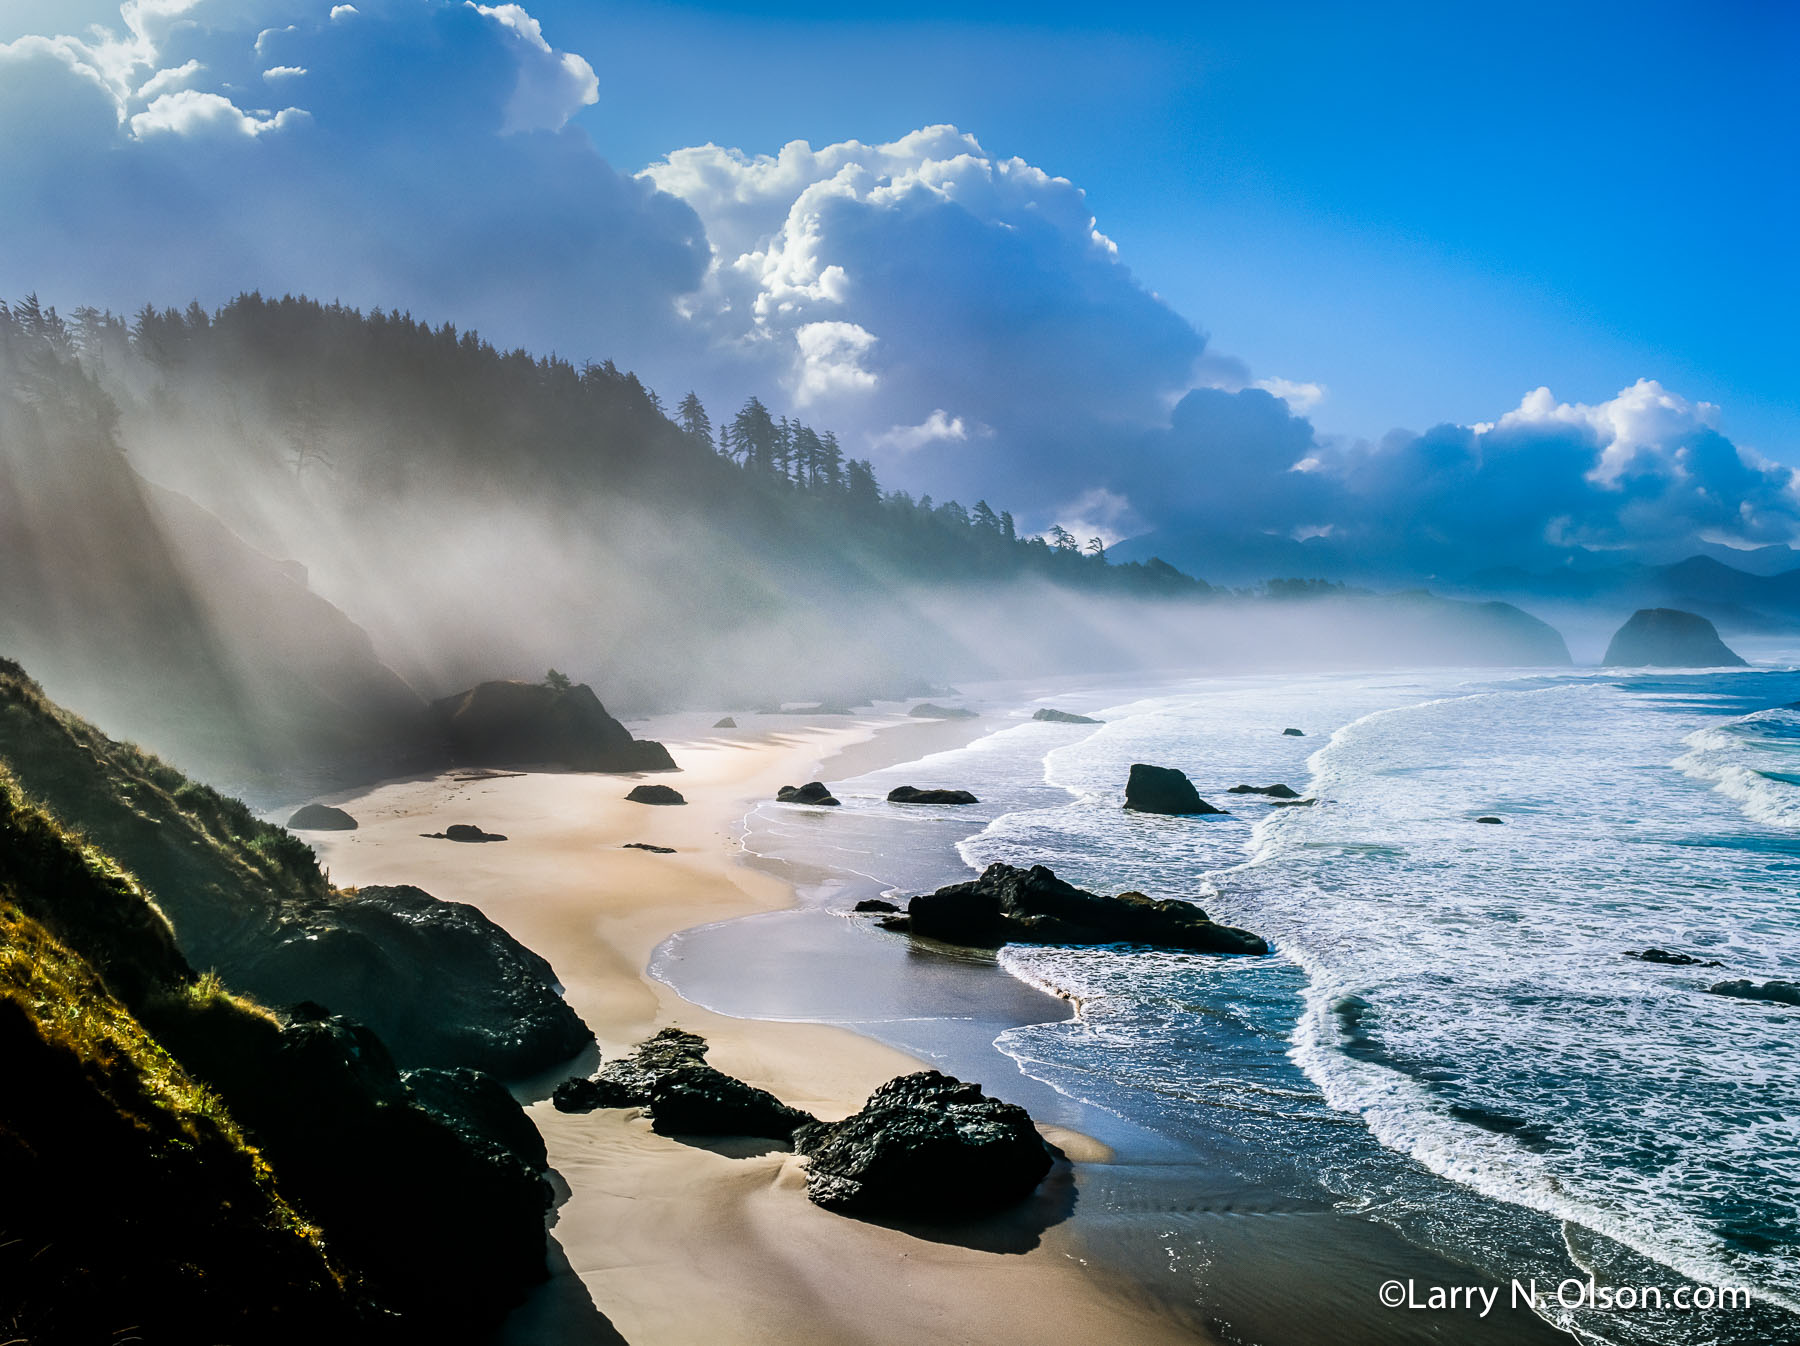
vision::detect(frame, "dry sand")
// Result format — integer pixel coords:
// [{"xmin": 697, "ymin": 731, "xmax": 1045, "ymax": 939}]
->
[{"xmin": 309, "ymin": 713, "xmax": 1209, "ymax": 1346}]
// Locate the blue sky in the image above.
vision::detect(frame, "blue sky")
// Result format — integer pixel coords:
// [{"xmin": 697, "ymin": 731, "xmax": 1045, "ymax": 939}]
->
[
  {"xmin": 1, "ymin": 0, "xmax": 1795, "ymax": 569},
  {"xmin": 553, "ymin": 0, "xmax": 1799, "ymax": 455}
]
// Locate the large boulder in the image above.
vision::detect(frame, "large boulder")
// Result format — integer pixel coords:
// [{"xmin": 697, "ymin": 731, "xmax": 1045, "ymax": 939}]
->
[
  {"xmin": 887, "ymin": 785, "xmax": 979, "ymax": 805},
  {"xmin": 794, "ymin": 1071, "xmax": 1053, "ymax": 1218},
  {"xmin": 286, "ymin": 803, "xmax": 357, "ymax": 831},
  {"xmin": 1032, "ymin": 708, "xmax": 1100, "ymax": 725},
  {"xmin": 1124, "ymin": 763, "xmax": 1224, "ymax": 815},
  {"xmin": 404, "ymin": 1065, "xmax": 549, "ymax": 1174},
  {"xmin": 1625, "ymin": 948, "xmax": 1723, "ymax": 968},
  {"xmin": 1603, "ymin": 609, "xmax": 1746, "ymax": 668},
  {"xmin": 425, "ymin": 823, "xmax": 508, "ymax": 842},
  {"xmin": 626, "ymin": 783, "xmax": 686, "ymax": 805},
  {"xmin": 885, "ymin": 862, "xmax": 1267, "ymax": 955},
  {"xmin": 237, "ymin": 884, "xmax": 592, "ymax": 1077},
  {"xmin": 1708, "ymin": 979, "xmax": 1800, "ymax": 1007},
  {"xmin": 432, "ymin": 679, "xmax": 677, "ymax": 772},
  {"xmin": 777, "ymin": 781, "xmax": 840, "ymax": 806}
]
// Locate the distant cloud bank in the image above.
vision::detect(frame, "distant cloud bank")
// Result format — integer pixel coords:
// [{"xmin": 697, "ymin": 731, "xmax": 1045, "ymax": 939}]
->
[{"xmin": 1, "ymin": 1, "xmax": 1789, "ymax": 578}]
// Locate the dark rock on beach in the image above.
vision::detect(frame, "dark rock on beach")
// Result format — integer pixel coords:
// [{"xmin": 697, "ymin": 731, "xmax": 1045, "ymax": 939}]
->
[
  {"xmin": 777, "ymin": 781, "xmax": 840, "ymax": 806},
  {"xmin": 286, "ymin": 802, "xmax": 357, "ymax": 830},
  {"xmin": 1625, "ymin": 948, "xmax": 1724, "ymax": 968},
  {"xmin": 909, "ymin": 702, "xmax": 978, "ymax": 719},
  {"xmin": 854, "ymin": 898, "xmax": 900, "ymax": 913},
  {"xmin": 624, "ymin": 842, "xmax": 676, "ymax": 854},
  {"xmin": 626, "ymin": 783, "xmax": 686, "ymax": 805},
  {"xmin": 1708, "ymin": 978, "xmax": 1800, "ymax": 1007},
  {"xmin": 889, "ymin": 861, "xmax": 1267, "ymax": 955},
  {"xmin": 1283, "ymin": 727, "xmax": 1306, "ymax": 736},
  {"xmin": 647, "ymin": 1065, "xmax": 817, "ymax": 1140},
  {"xmin": 237, "ymin": 883, "xmax": 591, "ymax": 1077},
  {"xmin": 1032, "ymin": 708, "xmax": 1101, "ymax": 725},
  {"xmin": 404, "ymin": 1065, "xmax": 550, "ymax": 1175},
  {"xmin": 713, "ymin": 716, "xmax": 738, "ymax": 729},
  {"xmin": 1227, "ymin": 783, "xmax": 1300, "ymax": 799},
  {"xmin": 1603, "ymin": 608, "xmax": 1747, "ymax": 668},
  {"xmin": 552, "ymin": 1028, "xmax": 817, "ymax": 1139},
  {"xmin": 1124, "ymin": 763, "xmax": 1225, "ymax": 816},
  {"xmin": 425, "ymin": 823, "xmax": 508, "ymax": 842},
  {"xmin": 887, "ymin": 785, "xmax": 979, "ymax": 805},
  {"xmin": 433, "ymin": 678, "xmax": 677, "ymax": 772},
  {"xmin": 794, "ymin": 1071, "xmax": 1054, "ymax": 1218}
]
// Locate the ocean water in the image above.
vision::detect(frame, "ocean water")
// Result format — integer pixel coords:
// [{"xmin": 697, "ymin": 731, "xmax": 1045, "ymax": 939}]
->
[{"xmin": 680, "ymin": 667, "xmax": 1800, "ymax": 1345}]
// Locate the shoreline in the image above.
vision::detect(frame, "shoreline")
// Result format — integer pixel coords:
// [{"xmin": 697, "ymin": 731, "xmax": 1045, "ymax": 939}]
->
[{"xmin": 307, "ymin": 709, "xmax": 1211, "ymax": 1345}]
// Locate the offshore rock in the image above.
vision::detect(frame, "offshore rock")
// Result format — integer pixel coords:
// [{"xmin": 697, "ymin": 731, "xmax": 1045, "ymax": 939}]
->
[
  {"xmin": 887, "ymin": 786, "xmax": 979, "ymax": 805},
  {"xmin": 1602, "ymin": 609, "xmax": 1746, "ymax": 668},
  {"xmin": 777, "ymin": 781, "xmax": 840, "ymax": 806},
  {"xmin": 1124, "ymin": 763, "xmax": 1224, "ymax": 816},
  {"xmin": 1708, "ymin": 979, "xmax": 1800, "ymax": 1007},
  {"xmin": 893, "ymin": 862, "xmax": 1267, "ymax": 956},
  {"xmin": 433, "ymin": 679, "xmax": 677, "ymax": 772},
  {"xmin": 1227, "ymin": 783, "xmax": 1300, "ymax": 799},
  {"xmin": 1032, "ymin": 708, "xmax": 1101, "ymax": 724}
]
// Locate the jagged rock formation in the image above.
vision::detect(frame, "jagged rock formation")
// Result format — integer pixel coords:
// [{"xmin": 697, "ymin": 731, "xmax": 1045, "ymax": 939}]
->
[
  {"xmin": 432, "ymin": 679, "xmax": 677, "ymax": 772},
  {"xmin": 881, "ymin": 862, "xmax": 1267, "ymax": 955},
  {"xmin": 794, "ymin": 1071, "xmax": 1054, "ymax": 1217},
  {"xmin": 552, "ymin": 1028, "xmax": 817, "ymax": 1140},
  {"xmin": 713, "ymin": 716, "xmax": 738, "ymax": 728},
  {"xmin": 626, "ymin": 783, "xmax": 686, "ymax": 805},
  {"xmin": 887, "ymin": 785, "xmax": 979, "ymax": 805},
  {"xmin": 1708, "ymin": 979, "xmax": 1800, "ymax": 1006},
  {"xmin": 777, "ymin": 781, "xmax": 840, "ymax": 806},
  {"xmin": 1124, "ymin": 763, "xmax": 1224, "ymax": 815},
  {"xmin": 1032, "ymin": 708, "xmax": 1100, "ymax": 724},
  {"xmin": 287, "ymin": 803, "xmax": 358, "ymax": 830},
  {"xmin": 1603, "ymin": 609, "xmax": 1746, "ymax": 667}
]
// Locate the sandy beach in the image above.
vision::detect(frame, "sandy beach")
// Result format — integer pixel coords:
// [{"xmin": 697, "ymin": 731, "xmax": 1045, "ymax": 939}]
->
[{"xmin": 308, "ymin": 711, "xmax": 1211, "ymax": 1346}]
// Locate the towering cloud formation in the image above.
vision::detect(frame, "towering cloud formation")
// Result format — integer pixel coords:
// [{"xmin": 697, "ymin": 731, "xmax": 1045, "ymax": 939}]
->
[{"xmin": 0, "ymin": 2, "xmax": 1790, "ymax": 578}]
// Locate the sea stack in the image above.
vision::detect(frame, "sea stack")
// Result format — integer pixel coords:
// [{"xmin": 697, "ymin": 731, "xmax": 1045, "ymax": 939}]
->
[
  {"xmin": 1124, "ymin": 764, "xmax": 1224, "ymax": 816},
  {"xmin": 1602, "ymin": 609, "xmax": 1746, "ymax": 668},
  {"xmin": 432, "ymin": 678, "xmax": 677, "ymax": 772}
]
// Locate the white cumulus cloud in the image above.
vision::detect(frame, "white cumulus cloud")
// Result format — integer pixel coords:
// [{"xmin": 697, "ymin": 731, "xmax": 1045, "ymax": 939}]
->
[
  {"xmin": 468, "ymin": 2, "xmax": 598, "ymax": 133},
  {"xmin": 793, "ymin": 320, "xmax": 878, "ymax": 404},
  {"xmin": 871, "ymin": 409, "xmax": 969, "ymax": 453},
  {"xmin": 129, "ymin": 88, "xmax": 304, "ymax": 138}
]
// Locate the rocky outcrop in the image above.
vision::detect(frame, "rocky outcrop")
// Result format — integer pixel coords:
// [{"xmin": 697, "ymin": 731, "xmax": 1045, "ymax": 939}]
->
[
  {"xmin": 794, "ymin": 1071, "xmax": 1053, "ymax": 1218},
  {"xmin": 403, "ymin": 1065, "xmax": 549, "ymax": 1174},
  {"xmin": 887, "ymin": 785, "xmax": 979, "ymax": 805},
  {"xmin": 235, "ymin": 884, "xmax": 591, "ymax": 1077},
  {"xmin": 286, "ymin": 803, "xmax": 357, "ymax": 830},
  {"xmin": 853, "ymin": 898, "xmax": 900, "ymax": 913},
  {"xmin": 1124, "ymin": 763, "xmax": 1224, "ymax": 815},
  {"xmin": 1625, "ymin": 948, "xmax": 1724, "ymax": 968},
  {"xmin": 909, "ymin": 703, "xmax": 978, "ymax": 719},
  {"xmin": 424, "ymin": 823, "xmax": 508, "ymax": 842},
  {"xmin": 626, "ymin": 783, "xmax": 686, "ymax": 805},
  {"xmin": 1475, "ymin": 816, "xmax": 1504, "ymax": 824},
  {"xmin": 1032, "ymin": 708, "xmax": 1100, "ymax": 725},
  {"xmin": 1708, "ymin": 978, "xmax": 1800, "ymax": 1006},
  {"xmin": 882, "ymin": 862, "xmax": 1268, "ymax": 955},
  {"xmin": 1227, "ymin": 783, "xmax": 1299, "ymax": 799},
  {"xmin": 1283, "ymin": 727, "xmax": 1306, "ymax": 736},
  {"xmin": 432, "ymin": 679, "xmax": 677, "ymax": 772},
  {"xmin": 777, "ymin": 781, "xmax": 840, "ymax": 806},
  {"xmin": 1603, "ymin": 609, "xmax": 1747, "ymax": 668},
  {"xmin": 551, "ymin": 1029, "xmax": 817, "ymax": 1140},
  {"xmin": 713, "ymin": 716, "xmax": 738, "ymax": 729},
  {"xmin": 624, "ymin": 842, "xmax": 675, "ymax": 854}
]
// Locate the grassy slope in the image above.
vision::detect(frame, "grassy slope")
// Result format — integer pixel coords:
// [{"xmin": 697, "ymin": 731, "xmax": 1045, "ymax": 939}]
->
[{"xmin": 0, "ymin": 778, "xmax": 365, "ymax": 1342}]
